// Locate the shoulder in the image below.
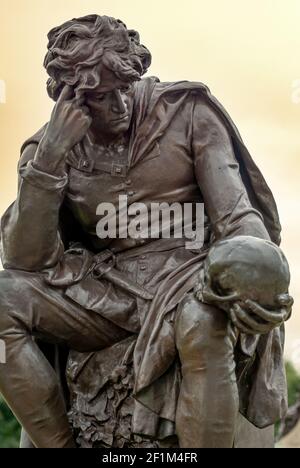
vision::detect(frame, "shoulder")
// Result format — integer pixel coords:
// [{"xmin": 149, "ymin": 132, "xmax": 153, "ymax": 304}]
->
[
  {"xmin": 151, "ymin": 79, "xmax": 228, "ymax": 128},
  {"xmin": 191, "ymin": 92, "xmax": 230, "ymax": 145}
]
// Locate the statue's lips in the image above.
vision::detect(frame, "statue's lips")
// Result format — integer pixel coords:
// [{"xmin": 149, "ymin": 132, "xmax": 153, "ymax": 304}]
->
[{"xmin": 110, "ymin": 114, "xmax": 130, "ymax": 123}]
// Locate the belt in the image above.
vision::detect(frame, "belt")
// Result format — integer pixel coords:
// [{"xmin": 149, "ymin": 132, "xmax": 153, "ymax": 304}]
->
[{"xmin": 92, "ymin": 250, "xmax": 154, "ymax": 301}]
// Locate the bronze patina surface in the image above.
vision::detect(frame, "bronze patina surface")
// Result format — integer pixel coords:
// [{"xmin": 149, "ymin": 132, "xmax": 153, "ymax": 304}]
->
[{"xmin": 0, "ymin": 15, "xmax": 293, "ymax": 448}]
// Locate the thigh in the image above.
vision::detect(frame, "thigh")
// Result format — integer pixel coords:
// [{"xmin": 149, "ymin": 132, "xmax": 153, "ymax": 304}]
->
[{"xmin": 0, "ymin": 269, "xmax": 130, "ymax": 352}]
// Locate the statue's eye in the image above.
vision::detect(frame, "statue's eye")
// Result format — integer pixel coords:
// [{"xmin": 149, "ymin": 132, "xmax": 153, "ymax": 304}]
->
[
  {"xmin": 96, "ymin": 94, "xmax": 106, "ymax": 101},
  {"xmin": 86, "ymin": 93, "xmax": 106, "ymax": 102},
  {"xmin": 120, "ymin": 85, "xmax": 132, "ymax": 94}
]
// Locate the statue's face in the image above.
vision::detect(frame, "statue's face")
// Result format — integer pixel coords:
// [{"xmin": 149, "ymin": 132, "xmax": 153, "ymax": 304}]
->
[{"xmin": 84, "ymin": 66, "xmax": 135, "ymax": 137}]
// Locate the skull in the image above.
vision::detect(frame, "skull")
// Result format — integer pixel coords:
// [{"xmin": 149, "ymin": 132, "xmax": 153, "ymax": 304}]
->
[{"xmin": 196, "ymin": 236, "xmax": 291, "ymax": 312}]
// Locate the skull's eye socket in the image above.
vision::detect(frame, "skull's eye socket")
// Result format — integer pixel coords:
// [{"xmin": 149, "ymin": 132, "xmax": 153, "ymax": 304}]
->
[
  {"xmin": 204, "ymin": 272, "xmax": 210, "ymax": 283},
  {"xmin": 211, "ymin": 278, "xmax": 224, "ymax": 295},
  {"xmin": 212, "ymin": 274, "xmax": 235, "ymax": 297}
]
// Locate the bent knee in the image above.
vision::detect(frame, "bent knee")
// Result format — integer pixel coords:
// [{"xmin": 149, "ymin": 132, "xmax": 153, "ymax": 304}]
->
[
  {"xmin": 175, "ymin": 293, "xmax": 230, "ymax": 356},
  {"xmin": 0, "ymin": 269, "xmax": 38, "ymax": 330}
]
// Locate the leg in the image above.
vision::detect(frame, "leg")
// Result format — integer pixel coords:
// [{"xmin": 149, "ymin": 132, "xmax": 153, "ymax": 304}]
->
[
  {"xmin": 175, "ymin": 293, "xmax": 239, "ymax": 448},
  {"xmin": 0, "ymin": 269, "xmax": 130, "ymax": 448}
]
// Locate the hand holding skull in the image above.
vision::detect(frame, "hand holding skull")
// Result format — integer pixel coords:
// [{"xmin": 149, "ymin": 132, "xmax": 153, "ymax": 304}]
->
[{"xmin": 195, "ymin": 236, "xmax": 293, "ymax": 335}]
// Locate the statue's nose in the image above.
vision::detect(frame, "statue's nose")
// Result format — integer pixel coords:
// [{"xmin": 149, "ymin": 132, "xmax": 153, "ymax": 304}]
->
[{"xmin": 112, "ymin": 90, "xmax": 127, "ymax": 114}]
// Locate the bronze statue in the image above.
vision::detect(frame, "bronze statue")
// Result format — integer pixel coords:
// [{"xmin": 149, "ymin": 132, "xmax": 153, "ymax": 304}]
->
[{"xmin": 0, "ymin": 15, "xmax": 293, "ymax": 448}]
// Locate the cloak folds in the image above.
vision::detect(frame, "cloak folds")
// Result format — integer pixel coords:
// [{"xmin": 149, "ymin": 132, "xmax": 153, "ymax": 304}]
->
[{"xmin": 19, "ymin": 77, "xmax": 286, "ymax": 432}]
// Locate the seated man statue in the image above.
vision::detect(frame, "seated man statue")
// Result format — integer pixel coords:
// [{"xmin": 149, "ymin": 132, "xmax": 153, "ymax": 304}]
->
[{"xmin": 0, "ymin": 15, "xmax": 293, "ymax": 448}]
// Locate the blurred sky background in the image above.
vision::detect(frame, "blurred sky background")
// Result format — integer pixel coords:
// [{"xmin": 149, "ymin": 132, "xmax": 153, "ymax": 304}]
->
[{"xmin": 0, "ymin": 0, "xmax": 300, "ymax": 367}]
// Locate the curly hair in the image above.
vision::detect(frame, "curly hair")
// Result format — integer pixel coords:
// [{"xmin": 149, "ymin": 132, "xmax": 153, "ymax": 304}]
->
[{"xmin": 44, "ymin": 15, "xmax": 152, "ymax": 101}]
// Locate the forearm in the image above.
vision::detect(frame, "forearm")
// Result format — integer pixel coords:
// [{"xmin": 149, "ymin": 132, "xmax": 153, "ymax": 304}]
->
[
  {"xmin": 0, "ymin": 144, "xmax": 68, "ymax": 271},
  {"xmin": 0, "ymin": 85, "xmax": 93, "ymax": 271}
]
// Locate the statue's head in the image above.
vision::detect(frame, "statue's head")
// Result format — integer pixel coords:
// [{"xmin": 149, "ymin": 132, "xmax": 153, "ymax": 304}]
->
[{"xmin": 44, "ymin": 15, "xmax": 151, "ymax": 135}]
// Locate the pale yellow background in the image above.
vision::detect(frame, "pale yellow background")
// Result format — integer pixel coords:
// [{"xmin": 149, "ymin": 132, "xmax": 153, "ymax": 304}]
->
[{"xmin": 0, "ymin": 0, "xmax": 299, "ymax": 366}]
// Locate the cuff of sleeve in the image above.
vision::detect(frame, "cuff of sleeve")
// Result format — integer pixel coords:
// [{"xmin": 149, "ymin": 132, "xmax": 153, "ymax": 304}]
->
[{"xmin": 19, "ymin": 160, "xmax": 68, "ymax": 191}]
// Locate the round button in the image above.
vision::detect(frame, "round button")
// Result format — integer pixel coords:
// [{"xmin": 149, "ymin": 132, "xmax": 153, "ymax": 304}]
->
[
  {"xmin": 140, "ymin": 266, "xmax": 147, "ymax": 271},
  {"xmin": 128, "ymin": 191, "xmax": 135, "ymax": 197},
  {"xmin": 125, "ymin": 179, "xmax": 132, "ymax": 185}
]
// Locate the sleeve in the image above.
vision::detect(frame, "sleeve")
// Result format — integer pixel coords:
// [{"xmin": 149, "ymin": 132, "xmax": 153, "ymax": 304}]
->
[
  {"xmin": 191, "ymin": 96, "xmax": 270, "ymax": 241},
  {"xmin": 0, "ymin": 143, "xmax": 67, "ymax": 271}
]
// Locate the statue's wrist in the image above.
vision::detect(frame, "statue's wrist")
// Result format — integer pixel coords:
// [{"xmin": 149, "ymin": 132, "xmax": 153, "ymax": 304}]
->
[{"xmin": 34, "ymin": 137, "xmax": 68, "ymax": 176}]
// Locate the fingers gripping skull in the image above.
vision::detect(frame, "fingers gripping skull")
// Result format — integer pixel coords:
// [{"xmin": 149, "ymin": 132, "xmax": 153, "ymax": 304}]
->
[{"xmin": 195, "ymin": 236, "xmax": 293, "ymax": 334}]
